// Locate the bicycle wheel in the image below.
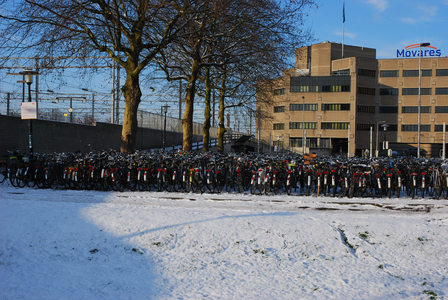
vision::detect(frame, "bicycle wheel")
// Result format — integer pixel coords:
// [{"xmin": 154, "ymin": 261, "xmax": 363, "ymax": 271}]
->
[
  {"xmin": 25, "ymin": 166, "xmax": 37, "ymax": 188},
  {"xmin": 435, "ymin": 177, "xmax": 442, "ymax": 199},
  {"xmin": 0, "ymin": 162, "xmax": 7, "ymax": 183},
  {"xmin": 191, "ymin": 181, "xmax": 198, "ymax": 193},
  {"xmin": 286, "ymin": 183, "xmax": 291, "ymax": 196},
  {"xmin": 47, "ymin": 169, "xmax": 59, "ymax": 189},
  {"xmin": 250, "ymin": 183, "xmax": 256, "ymax": 195},
  {"xmin": 9, "ymin": 165, "xmax": 18, "ymax": 187},
  {"xmin": 16, "ymin": 167, "xmax": 26, "ymax": 188},
  {"xmin": 237, "ymin": 180, "xmax": 243, "ymax": 194}
]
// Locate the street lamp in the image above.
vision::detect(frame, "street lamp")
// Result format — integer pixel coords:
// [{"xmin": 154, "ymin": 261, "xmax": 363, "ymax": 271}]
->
[
  {"xmin": 276, "ymin": 135, "xmax": 281, "ymax": 154},
  {"xmin": 162, "ymin": 105, "xmax": 170, "ymax": 151},
  {"xmin": 19, "ymin": 69, "xmax": 40, "ymax": 155},
  {"xmin": 376, "ymin": 120, "xmax": 386, "ymax": 157},
  {"xmin": 418, "ymin": 42, "xmax": 430, "ymax": 158},
  {"xmin": 381, "ymin": 124, "xmax": 389, "ymax": 156}
]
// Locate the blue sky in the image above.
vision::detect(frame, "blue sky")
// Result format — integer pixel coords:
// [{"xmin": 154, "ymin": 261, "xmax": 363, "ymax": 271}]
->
[
  {"xmin": 303, "ymin": 0, "xmax": 448, "ymax": 58},
  {"xmin": 2, "ymin": 0, "xmax": 448, "ymax": 120}
]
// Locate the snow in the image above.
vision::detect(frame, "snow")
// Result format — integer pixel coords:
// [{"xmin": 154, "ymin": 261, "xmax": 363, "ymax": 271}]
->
[{"xmin": 1, "ymin": 182, "xmax": 448, "ymax": 299}]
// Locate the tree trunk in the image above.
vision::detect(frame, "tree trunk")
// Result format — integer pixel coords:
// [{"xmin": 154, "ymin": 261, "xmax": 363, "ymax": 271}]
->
[
  {"xmin": 120, "ymin": 72, "xmax": 141, "ymax": 153},
  {"xmin": 203, "ymin": 67, "xmax": 211, "ymax": 151},
  {"xmin": 182, "ymin": 45, "xmax": 203, "ymax": 151},
  {"xmin": 217, "ymin": 71, "xmax": 227, "ymax": 152}
]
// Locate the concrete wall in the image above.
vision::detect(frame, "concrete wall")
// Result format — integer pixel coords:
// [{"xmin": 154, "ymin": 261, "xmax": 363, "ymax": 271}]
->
[{"xmin": 0, "ymin": 115, "xmax": 200, "ymax": 157}]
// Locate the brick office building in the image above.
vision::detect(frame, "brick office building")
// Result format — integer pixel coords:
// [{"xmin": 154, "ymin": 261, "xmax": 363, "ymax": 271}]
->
[{"xmin": 257, "ymin": 41, "xmax": 448, "ymax": 157}]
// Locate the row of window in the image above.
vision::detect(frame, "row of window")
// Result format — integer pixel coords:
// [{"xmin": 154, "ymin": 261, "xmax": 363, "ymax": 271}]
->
[
  {"xmin": 379, "ymin": 106, "xmax": 448, "ymax": 114},
  {"xmin": 290, "ymin": 138, "xmax": 329, "ymax": 148},
  {"xmin": 274, "ymin": 122, "xmax": 351, "ymax": 130},
  {"xmin": 275, "ymin": 122, "xmax": 448, "ymax": 132},
  {"xmin": 357, "ymin": 124, "xmax": 398, "ymax": 131},
  {"xmin": 380, "ymin": 69, "xmax": 448, "ymax": 77},
  {"xmin": 361, "ymin": 87, "xmax": 448, "ymax": 96},
  {"xmin": 275, "ymin": 105, "xmax": 448, "ymax": 114},
  {"xmin": 287, "ymin": 86, "xmax": 448, "ymax": 96},
  {"xmin": 275, "ymin": 104, "xmax": 350, "ymax": 112},
  {"xmin": 291, "ymin": 85, "xmax": 351, "ymax": 93}
]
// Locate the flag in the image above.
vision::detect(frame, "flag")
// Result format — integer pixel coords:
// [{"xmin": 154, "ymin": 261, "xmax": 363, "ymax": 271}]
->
[{"xmin": 343, "ymin": 0, "xmax": 345, "ymax": 23}]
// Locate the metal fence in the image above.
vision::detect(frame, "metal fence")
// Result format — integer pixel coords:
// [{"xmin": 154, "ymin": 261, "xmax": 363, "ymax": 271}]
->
[
  {"xmin": 7, "ymin": 107, "xmax": 219, "ymax": 138},
  {"xmin": 137, "ymin": 110, "xmax": 218, "ymax": 138}
]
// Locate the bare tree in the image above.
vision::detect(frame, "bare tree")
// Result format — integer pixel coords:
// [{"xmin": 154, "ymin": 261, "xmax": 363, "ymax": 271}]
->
[
  {"xmin": 0, "ymin": 0, "xmax": 193, "ymax": 153},
  {"xmin": 156, "ymin": 0, "xmax": 315, "ymax": 151},
  {"xmin": 210, "ymin": 0, "xmax": 315, "ymax": 152}
]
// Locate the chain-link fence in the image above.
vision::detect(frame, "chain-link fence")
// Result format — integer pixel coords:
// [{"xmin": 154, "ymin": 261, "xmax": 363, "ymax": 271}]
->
[
  {"xmin": 137, "ymin": 110, "xmax": 218, "ymax": 138},
  {"xmin": 6, "ymin": 107, "xmax": 219, "ymax": 138}
]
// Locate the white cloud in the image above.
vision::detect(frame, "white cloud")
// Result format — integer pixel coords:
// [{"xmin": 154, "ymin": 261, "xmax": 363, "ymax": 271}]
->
[
  {"xmin": 335, "ymin": 31, "xmax": 357, "ymax": 40},
  {"xmin": 367, "ymin": 0, "xmax": 389, "ymax": 12},
  {"xmin": 401, "ymin": 5, "xmax": 439, "ymax": 25},
  {"xmin": 401, "ymin": 17, "xmax": 418, "ymax": 25},
  {"xmin": 418, "ymin": 5, "xmax": 438, "ymax": 17}
]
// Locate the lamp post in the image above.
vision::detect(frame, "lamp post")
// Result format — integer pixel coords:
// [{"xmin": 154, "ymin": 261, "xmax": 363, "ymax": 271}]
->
[
  {"xmin": 162, "ymin": 105, "xmax": 170, "ymax": 151},
  {"xmin": 19, "ymin": 69, "xmax": 40, "ymax": 155},
  {"xmin": 382, "ymin": 124, "xmax": 389, "ymax": 156},
  {"xmin": 302, "ymin": 96, "xmax": 306, "ymax": 155},
  {"xmin": 376, "ymin": 120, "xmax": 386, "ymax": 157},
  {"xmin": 277, "ymin": 135, "xmax": 281, "ymax": 154},
  {"xmin": 418, "ymin": 42, "xmax": 430, "ymax": 158}
]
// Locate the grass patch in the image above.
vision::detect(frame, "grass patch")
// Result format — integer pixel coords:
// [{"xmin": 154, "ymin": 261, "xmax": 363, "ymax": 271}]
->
[
  {"xmin": 253, "ymin": 249, "xmax": 266, "ymax": 255},
  {"xmin": 359, "ymin": 231, "xmax": 369, "ymax": 240},
  {"xmin": 423, "ymin": 290, "xmax": 438, "ymax": 300},
  {"xmin": 338, "ymin": 228, "xmax": 357, "ymax": 252}
]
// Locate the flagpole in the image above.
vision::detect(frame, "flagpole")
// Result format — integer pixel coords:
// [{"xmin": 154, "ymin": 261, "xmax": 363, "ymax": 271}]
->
[{"xmin": 342, "ymin": 0, "xmax": 345, "ymax": 58}]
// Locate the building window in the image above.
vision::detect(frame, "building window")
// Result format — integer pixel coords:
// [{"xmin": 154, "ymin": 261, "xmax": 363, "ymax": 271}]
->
[
  {"xmin": 403, "ymin": 69, "xmax": 432, "ymax": 77},
  {"xmin": 436, "ymin": 88, "xmax": 448, "ymax": 95},
  {"xmin": 435, "ymin": 124, "xmax": 448, "ymax": 131},
  {"xmin": 358, "ymin": 69, "xmax": 376, "ymax": 77},
  {"xmin": 274, "ymin": 106, "xmax": 285, "ymax": 113},
  {"xmin": 357, "ymin": 105, "xmax": 375, "ymax": 113},
  {"xmin": 402, "ymin": 88, "xmax": 431, "ymax": 95},
  {"xmin": 356, "ymin": 124, "xmax": 374, "ymax": 131},
  {"xmin": 321, "ymin": 85, "xmax": 331, "ymax": 92},
  {"xmin": 401, "ymin": 124, "xmax": 431, "ymax": 131},
  {"xmin": 290, "ymin": 85, "xmax": 318, "ymax": 92},
  {"xmin": 321, "ymin": 85, "xmax": 350, "ymax": 92},
  {"xmin": 358, "ymin": 87, "xmax": 376, "ymax": 95},
  {"xmin": 290, "ymin": 138, "xmax": 317, "ymax": 148},
  {"xmin": 319, "ymin": 138, "xmax": 331, "ymax": 148},
  {"xmin": 332, "ymin": 69, "xmax": 350, "ymax": 76},
  {"xmin": 380, "ymin": 88, "xmax": 399, "ymax": 95},
  {"xmin": 436, "ymin": 69, "xmax": 448, "ymax": 76},
  {"xmin": 321, "ymin": 122, "xmax": 350, "ymax": 130},
  {"xmin": 308, "ymin": 138, "xmax": 318, "ymax": 147},
  {"xmin": 322, "ymin": 104, "xmax": 350, "ymax": 111},
  {"xmin": 290, "ymin": 75, "xmax": 351, "ymax": 93},
  {"xmin": 435, "ymin": 106, "xmax": 448, "ymax": 113},
  {"xmin": 386, "ymin": 124, "xmax": 398, "ymax": 131},
  {"xmin": 273, "ymin": 123, "xmax": 285, "ymax": 130},
  {"xmin": 272, "ymin": 140, "xmax": 284, "ymax": 147},
  {"xmin": 274, "ymin": 88, "xmax": 285, "ymax": 95},
  {"xmin": 289, "ymin": 137, "xmax": 303, "ymax": 148},
  {"xmin": 289, "ymin": 122, "xmax": 317, "ymax": 129},
  {"xmin": 402, "ymin": 106, "xmax": 431, "ymax": 113},
  {"xmin": 380, "ymin": 70, "xmax": 399, "ymax": 77},
  {"xmin": 290, "ymin": 103, "xmax": 318, "ymax": 111},
  {"xmin": 379, "ymin": 106, "xmax": 398, "ymax": 114}
]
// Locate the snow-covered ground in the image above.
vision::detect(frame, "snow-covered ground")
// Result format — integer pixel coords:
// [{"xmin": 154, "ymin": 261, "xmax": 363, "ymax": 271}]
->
[{"xmin": 1, "ymin": 182, "xmax": 447, "ymax": 300}]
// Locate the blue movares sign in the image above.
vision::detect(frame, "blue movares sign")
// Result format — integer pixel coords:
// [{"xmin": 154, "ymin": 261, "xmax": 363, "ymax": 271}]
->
[{"xmin": 397, "ymin": 44, "xmax": 441, "ymax": 58}]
